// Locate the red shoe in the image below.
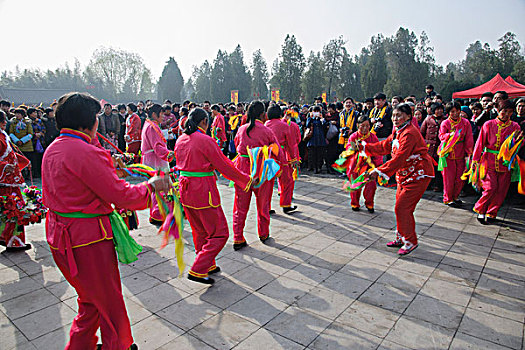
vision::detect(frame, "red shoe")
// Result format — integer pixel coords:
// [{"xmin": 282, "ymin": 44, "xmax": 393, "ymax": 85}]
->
[
  {"xmin": 386, "ymin": 239, "xmax": 403, "ymax": 247},
  {"xmin": 398, "ymin": 243, "xmax": 418, "ymax": 256}
]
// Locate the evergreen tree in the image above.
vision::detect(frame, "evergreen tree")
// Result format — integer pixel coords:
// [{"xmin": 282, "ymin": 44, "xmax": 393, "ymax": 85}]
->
[
  {"xmin": 498, "ymin": 32, "xmax": 523, "ymax": 77},
  {"xmin": 337, "ymin": 50, "xmax": 362, "ymax": 100},
  {"xmin": 273, "ymin": 34, "xmax": 305, "ymax": 102},
  {"xmin": 301, "ymin": 51, "xmax": 325, "ymax": 103},
  {"xmin": 360, "ymin": 34, "xmax": 387, "ymax": 98},
  {"xmin": 157, "ymin": 57, "xmax": 184, "ymax": 103},
  {"xmin": 322, "ymin": 36, "xmax": 346, "ymax": 99},
  {"xmin": 229, "ymin": 45, "xmax": 252, "ymax": 101},
  {"xmin": 191, "ymin": 61, "xmax": 212, "ymax": 102},
  {"xmin": 251, "ymin": 49, "xmax": 269, "ymax": 100},
  {"xmin": 210, "ymin": 50, "xmax": 232, "ymax": 103}
]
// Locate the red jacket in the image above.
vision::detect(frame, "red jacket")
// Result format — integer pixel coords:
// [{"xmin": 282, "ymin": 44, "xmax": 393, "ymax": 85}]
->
[
  {"xmin": 366, "ymin": 123, "xmax": 435, "ymax": 185},
  {"xmin": 175, "ymin": 128, "xmax": 251, "ymax": 209},
  {"xmin": 125, "ymin": 113, "xmax": 141, "ymax": 143}
]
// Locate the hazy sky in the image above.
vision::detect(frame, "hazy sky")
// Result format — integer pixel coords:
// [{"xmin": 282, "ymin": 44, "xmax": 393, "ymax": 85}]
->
[{"xmin": 1, "ymin": 0, "xmax": 524, "ymax": 81}]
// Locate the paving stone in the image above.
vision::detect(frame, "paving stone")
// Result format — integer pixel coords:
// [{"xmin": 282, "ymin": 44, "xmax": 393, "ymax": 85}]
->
[
  {"xmin": 234, "ymin": 328, "xmax": 303, "ymax": 350},
  {"xmin": 305, "ymin": 249, "xmax": 353, "ymax": 271},
  {"xmin": 431, "ymin": 263, "xmax": 481, "ymax": 287},
  {"xmin": 376, "ymin": 269, "xmax": 429, "ymax": 293},
  {"xmin": 157, "ymin": 333, "xmax": 215, "ymax": 350},
  {"xmin": 157, "ymin": 295, "xmax": 221, "ymax": 331},
  {"xmin": 229, "ymin": 264, "xmax": 278, "ymax": 291},
  {"xmin": 385, "ymin": 315, "xmax": 455, "ymax": 349},
  {"xmin": 0, "ymin": 265, "xmax": 28, "ymax": 284},
  {"xmin": 45, "ymin": 280, "xmax": 77, "ymax": 301},
  {"xmin": 265, "ymin": 306, "xmax": 331, "ymax": 346},
  {"xmin": 419, "ymin": 278, "xmax": 474, "ymax": 306},
  {"xmin": 30, "ymin": 325, "xmax": 70, "ymax": 350},
  {"xmin": 476, "ymin": 274, "xmax": 525, "ymax": 300},
  {"xmin": 0, "ymin": 288, "xmax": 60, "ymax": 320},
  {"xmin": 376, "ymin": 340, "xmax": 415, "ymax": 350},
  {"xmin": 335, "ymin": 300, "xmax": 401, "ymax": 338},
  {"xmin": 321, "ymin": 272, "xmax": 372, "ymax": 299},
  {"xmin": 121, "ymin": 271, "xmax": 163, "ymax": 297},
  {"xmin": 484, "ymin": 259, "xmax": 525, "ymax": 282},
  {"xmin": 130, "ymin": 282, "xmax": 189, "ymax": 313},
  {"xmin": 124, "ymin": 298, "xmax": 153, "ymax": 325},
  {"xmin": 189, "ymin": 311, "xmax": 259, "ymax": 350},
  {"xmin": 468, "ymin": 289, "xmax": 525, "ymax": 322},
  {"xmin": 358, "ymin": 282, "xmax": 416, "ymax": 313},
  {"xmin": 142, "ymin": 259, "xmax": 182, "ymax": 282},
  {"xmin": 12, "ymin": 303, "xmax": 76, "ymax": 340},
  {"xmin": 449, "ymin": 332, "xmax": 514, "ymax": 350},
  {"xmin": 281, "ymin": 262, "xmax": 334, "ymax": 286},
  {"xmin": 132, "ymin": 315, "xmax": 184, "ymax": 349},
  {"xmin": 338, "ymin": 258, "xmax": 387, "ymax": 281},
  {"xmin": 197, "ymin": 277, "xmax": 251, "ymax": 309},
  {"xmin": 0, "ymin": 311, "xmax": 32, "ymax": 350},
  {"xmin": 226, "ymin": 291, "xmax": 287, "ymax": 326},
  {"xmin": 296, "ymin": 285, "xmax": 354, "ymax": 320},
  {"xmin": 310, "ymin": 321, "xmax": 382, "ymax": 349},
  {"xmin": 458, "ymin": 308, "xmax": 523, "ymax": 349},
  {"xmin": 258, "ymin": 275, "xmax": 314, "ymax": 304},
  {"xmin": 0, "ymin": 276, "xmax": 43, "ymax": 303},
  {"xmin": 404, "ymin": 294, "xmax": 465, "ymax": 329},
  {"xmin": 354, "ymin": 248, "xmax": 399, "ymax": 267}
]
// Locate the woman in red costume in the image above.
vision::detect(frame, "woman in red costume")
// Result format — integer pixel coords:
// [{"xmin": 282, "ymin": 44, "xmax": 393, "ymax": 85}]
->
[
  {"xmin": 175, "ymin": 108, "xmax": 251, "ymax": 284},
  {"xmin": 439, "ymin": 101, "xmax": 474, "ymax": 207},
  {"xmin": 42, "ymin": 93, "xmax": 169, "ymax": 350},
  {"xmin": 472, "ymin": 100, "xmax": 522, "ymax": 224},
  {"xmin": 232, "ymin": 101, "xmax": 284, "ymax": 250},
  {"xmin": 348, "ymin": 115, "xmax": 382, "ymax": 213},
  {"xmin": 364, "ymin": 103, "xmax": 434, "ymax": 255},
  {"xmin": 0, "ymin": 110, "xmax": 31, "ymax": 251},
  {"xmin": 265, "ymin": 104, "xmax": 299, "ymax": 213}
]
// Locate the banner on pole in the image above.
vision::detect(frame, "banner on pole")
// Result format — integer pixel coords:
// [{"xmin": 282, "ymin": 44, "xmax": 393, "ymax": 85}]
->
[
  {"xmin": 271, "ymin": 89, "xmax": 280, "ymax": 102},
  {"xmin": 322, "ymin": 92, "xmax": 327, "ymax": 103},
  {"xmin": 230, "ymin": 90, "xmax": 239, "ymax": 104}
]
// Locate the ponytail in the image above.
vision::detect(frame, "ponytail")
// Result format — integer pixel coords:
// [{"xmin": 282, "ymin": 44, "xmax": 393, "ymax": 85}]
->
[
  {"xmin": 184, "ymin": 107, "xmax": 208, "ymax": 135},
  {"xmin": 246, "ymin": 101, "xmax": 265, "ymax": 138},
  {"xmin": 146, "ymin": 103, "xmax": 162, "ymax": 118}
]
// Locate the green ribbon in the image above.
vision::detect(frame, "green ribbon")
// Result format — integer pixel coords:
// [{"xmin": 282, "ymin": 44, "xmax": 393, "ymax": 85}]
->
[
  {"xmin": 240, "ymin": 154, "xmax": 250, "ymax": 158},
  {"xmin": 437, "ymin": 155, "xmax": 448, "ymax": 171},
  {"xmin": 53, "ymin": 210, "xmax": 143, "ymax": 264},
  {"xmin": 483, "ymin": 147, "xmax": 499, "ymax": 155},
  {"xmin": 511, "ymin": 164, "xmax": 521, "ymax": 182},
  {"xmin": 179, "ymin": 171, "xmax": 214, "ymax": 177}
]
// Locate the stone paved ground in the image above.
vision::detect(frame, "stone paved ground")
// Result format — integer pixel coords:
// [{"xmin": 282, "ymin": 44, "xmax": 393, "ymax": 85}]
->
[{"xmin": 1, "ymin": 174, "xmax": 524, "ymax": 349}]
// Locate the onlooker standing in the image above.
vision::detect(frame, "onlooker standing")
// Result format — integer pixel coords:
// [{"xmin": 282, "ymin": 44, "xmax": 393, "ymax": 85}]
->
[
  {"xmin": 9, "ymin": 108, "xmax": 34, "ymax": 180},
  {"xmin": 421, "ymin": 103, "xmax": 444, "ymax": 191},
  {"xmin": 369, "ymin": 93, "xmax": 393, "ymax": 139},
  {"xmin": 43, "ymin": 107, "xmax": 59, "ymax": 147},
  {"xmin": 27, "ymin": 108, "xmax": 46, "ymax": 178},
  {"xmin": 98, "ymin": 103, "xmax": 120, "ymax": 153},
  {"xmin": 305, "ymin": 105, "xmax": 328, "ymax": 174}
]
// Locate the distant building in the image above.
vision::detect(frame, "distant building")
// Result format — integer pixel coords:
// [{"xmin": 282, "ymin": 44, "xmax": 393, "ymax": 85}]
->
[{"xmin": 0, "ymin": 87, "xmax": 88, "ymax": 106}]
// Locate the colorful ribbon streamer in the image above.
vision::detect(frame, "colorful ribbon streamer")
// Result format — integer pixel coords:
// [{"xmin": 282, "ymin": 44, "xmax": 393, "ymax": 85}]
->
[{"xmin": 437, "ymin": 128, "xmax": 462, "ymax": 171}]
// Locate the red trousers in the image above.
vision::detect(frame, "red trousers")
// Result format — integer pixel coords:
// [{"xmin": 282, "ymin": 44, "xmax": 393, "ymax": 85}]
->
[
  {"xmin": 233, "ymin": 179, "xmax": 274, "ymax": 243},
  {"xmin": 51, "ymin": 240, "xmax": 133, "ymax": 350},
  {"xmin": 0, "ymin": 187, "xmax": 26, "ymax": 248},
  {"xmin": 277, "ymin": 165, "xmax": 294, "ymax": 207},
  {"xmin": 350, "ymin": 181, "xmax": 376, "ymax": 209},
  {"xmin": 184, "ymin": 206, "xmax": 229, "ymax": 277},
  {"xmin": 474, "ymin": 169, "xmax": 511, "ymax": 218},
  {"xmin": 394, "ymin": 177, "xmax": 431, "ymax": 245},
  {"xmin": 441, "ymin": 158, "xmax": 466, "ymax": 203}
]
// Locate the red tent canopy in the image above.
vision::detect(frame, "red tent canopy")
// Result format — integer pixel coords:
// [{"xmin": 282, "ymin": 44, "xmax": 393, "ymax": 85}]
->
[
  {"xmin": 505, "ymin": 76, "xmax": 525, "ymax": 89},
  {"xmin": 452, "ymin": 74, "xmax": 525, "ymax": 99}
]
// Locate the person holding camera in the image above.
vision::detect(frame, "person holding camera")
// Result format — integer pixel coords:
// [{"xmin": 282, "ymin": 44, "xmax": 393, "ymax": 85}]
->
[{"xmin": 305, "ymin": 105, "xmax": 328, "ymax": 174}]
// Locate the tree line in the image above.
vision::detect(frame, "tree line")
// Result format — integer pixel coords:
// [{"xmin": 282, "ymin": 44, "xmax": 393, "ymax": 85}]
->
[{"xmin": 1, "ymin": 28, "xmax": 524, "ymax": 103}]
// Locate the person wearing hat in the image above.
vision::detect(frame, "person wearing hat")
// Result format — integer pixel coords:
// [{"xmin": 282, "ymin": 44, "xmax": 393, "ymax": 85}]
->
[{"xmin": 438, "ymin": 101, "xmax": 474, "ymax": 207}]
